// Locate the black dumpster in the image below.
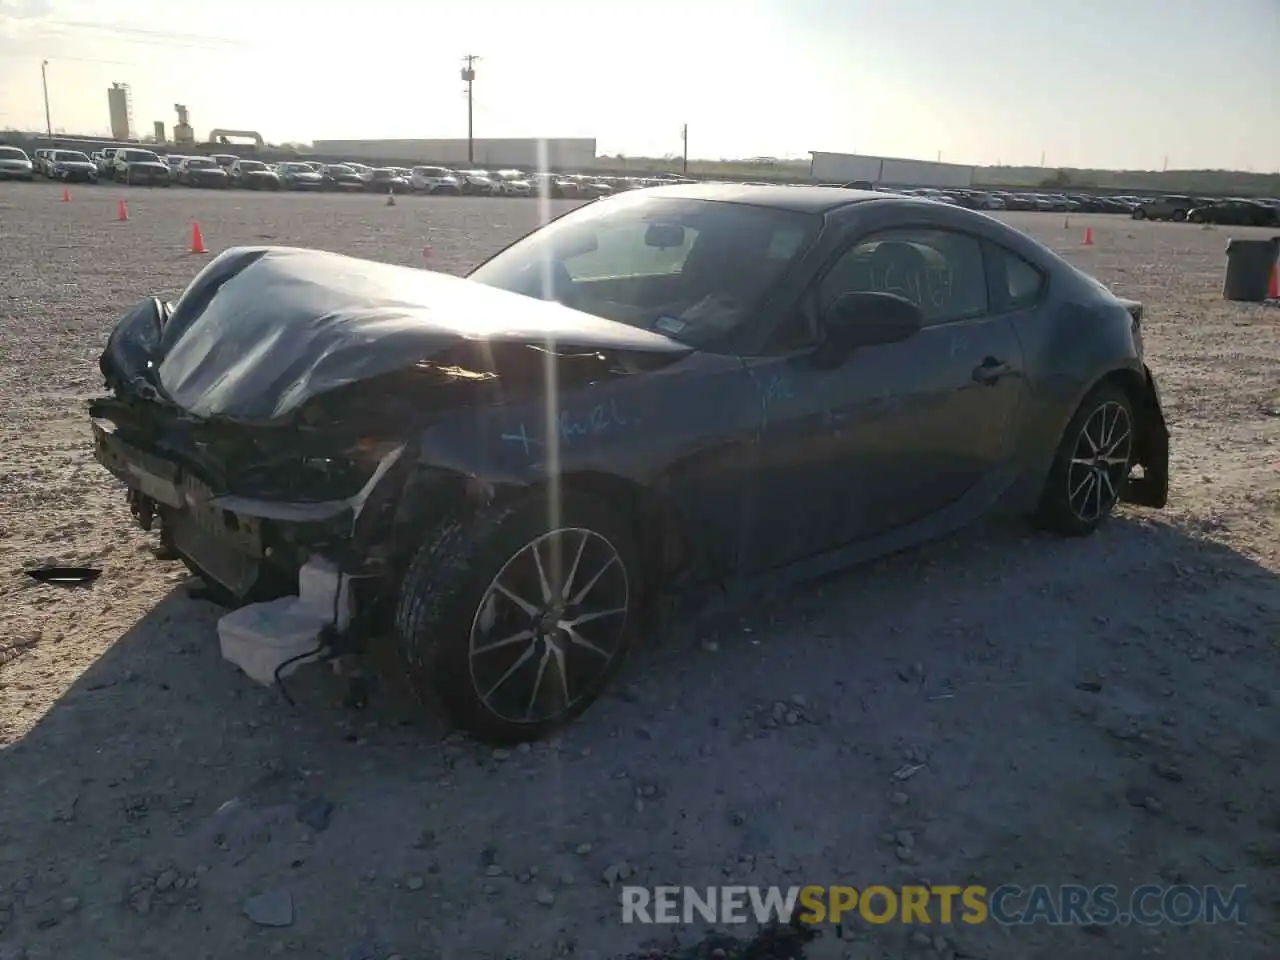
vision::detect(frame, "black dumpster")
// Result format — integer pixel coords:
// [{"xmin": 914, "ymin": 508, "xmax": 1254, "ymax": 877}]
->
[{"xmin": 1223, "ymin": 235, "xmax": 1280, "ymax": 302}]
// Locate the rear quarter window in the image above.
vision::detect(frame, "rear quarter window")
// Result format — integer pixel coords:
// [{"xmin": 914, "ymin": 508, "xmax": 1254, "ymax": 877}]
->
[{"xmin": 988, "ymin": 244, "xmax": 1047, "ymax": 312}]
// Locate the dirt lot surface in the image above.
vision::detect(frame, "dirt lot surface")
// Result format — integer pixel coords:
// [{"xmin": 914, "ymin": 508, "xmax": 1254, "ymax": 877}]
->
[{"xmin": 0, "ymin": 182, "xmax": 1277, "ymax": 960}]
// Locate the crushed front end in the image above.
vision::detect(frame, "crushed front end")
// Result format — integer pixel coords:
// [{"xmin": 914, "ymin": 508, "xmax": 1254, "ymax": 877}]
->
[{"xmin": 89, "ymin": 393, "xmax": 412, "ymax": 605}]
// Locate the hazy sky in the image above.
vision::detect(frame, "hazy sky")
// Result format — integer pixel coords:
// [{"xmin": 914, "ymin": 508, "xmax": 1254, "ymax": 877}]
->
[{"xmin": 1, "ymin": 0, "xmax": 1276, "ymax": 170}]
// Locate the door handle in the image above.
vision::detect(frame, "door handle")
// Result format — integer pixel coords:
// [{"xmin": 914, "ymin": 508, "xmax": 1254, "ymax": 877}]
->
[{"xmin": 972, "ymin": 357, "xmax": 1011, "ymax": 385}]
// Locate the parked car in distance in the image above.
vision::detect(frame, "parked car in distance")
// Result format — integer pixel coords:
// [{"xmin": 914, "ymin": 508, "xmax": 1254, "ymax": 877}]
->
[
  {"xmin": 278, "ymin": 162, "xmax": 325, "ymax": 190},
  {"xmin": 178, "ymin": 156, "xmax": 230, "ymax": 188},
  {"xmin": 230, "ymin": 158, "xmax": 281, "ymax": 190},
  {"xmin": 210, "ymin": 154, "xmax": 239, "ymax": 174},
  {"xmin": 410, "ymin": 166, "xmax": 461, "ymax": 194},
  {"xmin": 1187, "ymin": 198, "xmax": 1280, "ymax": 227},
  {"xmin": 1133, "ymin": 195, "xmax": 1196, "ymax": 221},
  {"xmin": 0, "ymin": 145, "xmax": 35, "ymax": 181},
  {"xmin": 96, "ymin": 147, "xmax": 120, "ymax": 176},
  {"xmin": 165, "ymin": 155, "xmax": 190, "ymax": 181},
  {"xmin": 491, "ymin": 170, "xmax": 534, "ymax": 196},
  {"xmin": 321, "ymin": 164, "xmax": 364, "ymax": 190},
  {"xmin": 112, "ymin": 148, "xmax": 170, "ymax": 185},
  {"xmin": 89, "ymin": 185, "xmax": 1168, "ymax": 743},
  {"xmin": 573, "ymin": 175, "xmax": 615, "ymax": 198},
  {"xmin": 344, "ymin": 162, "xmax": 374, "ymax": 184},
  {"xmin": 47, "ymin": 149, "xmax": 98, "ymax": 183},
  {"xmin": 368, "ymin": 167, "xmax": 410, "ymax": 193},
  {"xmin": 530, "ymin": 171, "xmax": 582, "ymax": 198},
  {"xmin": 457, "ymin": 170, "xmax": 496, "ymax": 195}
]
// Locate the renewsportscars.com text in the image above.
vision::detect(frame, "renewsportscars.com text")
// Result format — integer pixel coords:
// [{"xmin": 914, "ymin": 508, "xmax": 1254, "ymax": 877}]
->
[{"xmin": 621, "ymin": 884, "xmax": 1248, "ymax": 926}]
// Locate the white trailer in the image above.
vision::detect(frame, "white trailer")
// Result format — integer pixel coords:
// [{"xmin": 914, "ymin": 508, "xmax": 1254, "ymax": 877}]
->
[{"xmin": 809, "ymin": 151, "xmax": 975, "ymax": 189}]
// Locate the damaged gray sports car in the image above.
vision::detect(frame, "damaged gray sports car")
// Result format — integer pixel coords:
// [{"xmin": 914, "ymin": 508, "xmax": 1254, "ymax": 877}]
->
[{"xmin": 90, "ymin": 184, "xmax": 1169, "ymax": 743}]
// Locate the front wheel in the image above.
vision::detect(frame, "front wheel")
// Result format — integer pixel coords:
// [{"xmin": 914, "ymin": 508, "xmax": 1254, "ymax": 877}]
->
[
  {"xmin": 1036, "ymin": 382, "xmax": 1135, "ymax": 537},
  {"xmin": 1172, "ymin": 209, "xmax": 1187, "ymax": 222},
  {"xmin": 393, "ymin": 492, "xmax": 640, "ymax": 744},
  {"xmin": 1132, "ymin": 208, "xmax": 1146, "ymax": 220}
]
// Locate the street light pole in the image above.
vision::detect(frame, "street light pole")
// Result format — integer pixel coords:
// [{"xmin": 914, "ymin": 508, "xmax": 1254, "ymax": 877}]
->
[
  {"xmin": 461, "ymin": 55, "xmax": 479, "ymax": 166},
  {"xmin": 41, "ymin": 60, "xmax": 53, "ymax": 142}
]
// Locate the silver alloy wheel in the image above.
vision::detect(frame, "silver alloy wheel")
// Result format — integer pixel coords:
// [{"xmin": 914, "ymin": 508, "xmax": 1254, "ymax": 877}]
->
[
  {"xmin": 1067, "ymin": 400, "xmax": 1133, "ymax": 523},
  {"xmin": 468, "ymin": 527, "xmax": 629, "ymax": 724}
]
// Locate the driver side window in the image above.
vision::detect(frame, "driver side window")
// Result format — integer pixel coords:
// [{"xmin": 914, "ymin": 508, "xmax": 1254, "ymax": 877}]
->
[
  {"xmin": 562, "ymin": 224, "xmax": 699, "ymax": 281},
  {"xmin": 818, "ymin": 227, "xmax": 989, "ymax": 326}
]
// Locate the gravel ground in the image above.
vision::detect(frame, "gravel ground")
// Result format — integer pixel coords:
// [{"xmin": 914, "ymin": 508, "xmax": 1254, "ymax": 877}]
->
[{"xmin": 0, "ymin": 182, "xmax": 1277, "ymax": 960}]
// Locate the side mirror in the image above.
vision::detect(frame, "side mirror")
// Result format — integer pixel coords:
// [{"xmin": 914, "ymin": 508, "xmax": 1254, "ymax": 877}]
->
[{"xmin": 821, "ymin": 291, "xmax": 924, "ymax": 352}]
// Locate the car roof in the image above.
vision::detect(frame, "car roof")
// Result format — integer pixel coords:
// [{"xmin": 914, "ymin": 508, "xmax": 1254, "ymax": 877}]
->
[{"xmin": 636, "ymin": 182, "xmax": 883, "ymax": 212}]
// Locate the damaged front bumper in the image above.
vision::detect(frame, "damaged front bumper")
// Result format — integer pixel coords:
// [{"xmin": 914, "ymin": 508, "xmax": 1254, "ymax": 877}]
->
[
  {"xmin": 91, "ymin": 415, "xmax": 406, "ymax": 601},
  {"xmin": 1120, "ymin": 364, "xmax": 1170, "ymax": 509}
]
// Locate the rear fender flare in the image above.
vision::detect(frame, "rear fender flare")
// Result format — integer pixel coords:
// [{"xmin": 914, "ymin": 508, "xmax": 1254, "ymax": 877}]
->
[{"xmin": 1048, "ymin": 365, "xmax": 1169, "ymax": 509}]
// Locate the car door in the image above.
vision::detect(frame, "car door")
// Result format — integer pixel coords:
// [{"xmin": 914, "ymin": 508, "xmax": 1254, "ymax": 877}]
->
[{"xmin": 743, "ymin": 224, "xmax": 1027, "ymax": 565}]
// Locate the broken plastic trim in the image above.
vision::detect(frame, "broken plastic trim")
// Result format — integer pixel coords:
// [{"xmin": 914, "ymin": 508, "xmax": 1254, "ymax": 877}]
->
[
  {"xmin": 26, "ymin": 566, "xmax": 103, "ymax": 586},
  {"xmin": 206, "ymin": 445, "xmax": 405, "ymax": 527}
]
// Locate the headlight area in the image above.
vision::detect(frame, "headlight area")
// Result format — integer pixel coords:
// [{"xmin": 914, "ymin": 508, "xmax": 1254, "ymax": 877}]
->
[
  {"xmin": 204, "ymin": 442, "xmax": 413, "ymax": 583},
  {"xmin": 230, "ymin": 441, "xmax": 395, "ymax": 502}
]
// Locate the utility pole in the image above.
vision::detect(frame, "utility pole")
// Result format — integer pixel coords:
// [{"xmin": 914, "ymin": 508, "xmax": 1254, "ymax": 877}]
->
[
  {"xmin": 681, "ymin": 124, "xmax": 688, "ymax": 175},
  {"xmin": 40, "ymin": 60, "xmax": 52, "ymax": 142},
  {"xmin": 461, "ymin": 55, "xmax": 479, "ymax": 165}
]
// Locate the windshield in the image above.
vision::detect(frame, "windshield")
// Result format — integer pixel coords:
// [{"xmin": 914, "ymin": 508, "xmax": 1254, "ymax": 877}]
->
[
  {"xmin": 373, "ymin": 169, "xmax": 395, "ymax": 178},
  {"xmin": 0, "ymin": 147, "xmax": 28, "ymax": 159},
  {"xmin": 238, "ymin": 161, "xmax": 266, "ymax": 171},
  {"xmin": 468, "ymin": 194, "xmax": 820, "ymax": 347},
  {"xmin": 286, "ymin": 163, "xmax": 314, "ymax": 172},
  {"xmin": 56, "ymin": 152, "xmax": 90, "ymax": 163},
  {"xmin": 187, "ymin": 158, "xmax": 216, "ymax": 168},
  {"xmin": 328, "ymin": 165, "xmax": 353, "ymax": 174},
  {"xmin": 124, "ymin": 150, "xmax": 160, "ymax": 163}
]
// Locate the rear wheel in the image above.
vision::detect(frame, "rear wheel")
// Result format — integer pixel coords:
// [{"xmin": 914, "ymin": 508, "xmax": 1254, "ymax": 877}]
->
[
  {"xmin": 394, "ymin": 492, "xmax": 640, "ymax": 744},
  {"xmin": 1132, "ymin": 208, "xmax": 1147, "ymax": 220},
  {"xmin": 1036, "ymin": 382, "xmax": 1135, "ymax": 536},
  {"xmin": 1172, "ymin": 209, "xmax": 1187, "ymax": 222}
]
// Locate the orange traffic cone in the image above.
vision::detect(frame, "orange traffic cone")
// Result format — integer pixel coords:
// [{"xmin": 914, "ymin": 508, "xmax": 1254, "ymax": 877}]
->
[
  {"xmin": 117, "ymin": 198, "xmax": 128, "ymax": 221},
  {"xmin": 1083, "ymin": 227, "xmax": 1094, "ymax": 246},
  {"xmin": 190, "ymin": 222, "xmax": 207, "ymax": 254},
  {"xmin": 1268, "ymin": 264, "xmax": 1279, "ymax": 300},
  {"xmin": 61, "ymin": 186, "xmax": 71, "ymax": 202}
]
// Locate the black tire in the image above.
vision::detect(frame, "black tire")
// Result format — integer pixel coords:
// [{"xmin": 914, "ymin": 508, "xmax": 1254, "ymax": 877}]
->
[
  {"xmin": 1132, "ymin": 208, "xmax": 1146, "ymax": 220},
  {"xmin": 393, "ymin": 491, "xmax": 641, "ymax": 744},
  {"xmin": 1036, "ymin": 382, "xmax": 1135, "ymax": 537},
  {"xmin": 1172, "ymin": 209, "xmax": 1187, "ymax": 222}
]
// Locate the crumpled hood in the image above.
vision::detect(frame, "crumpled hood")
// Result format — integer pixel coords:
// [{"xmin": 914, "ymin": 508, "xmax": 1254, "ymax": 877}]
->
[{"xmin": 124, "ymin": 245, "xmax": 689, "ymax": 423}]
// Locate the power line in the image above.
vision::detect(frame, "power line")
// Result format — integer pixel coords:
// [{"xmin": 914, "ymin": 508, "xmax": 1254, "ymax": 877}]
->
[
  {"xmin": 33, "ymin": 18, "xmax": 245, "ymax": 47},
  {"xmin": 4, "ymin": 17, "xmax": 248, "ymax": 51},
  {"xmin": 8, "ymin": 51, "xmax": 137, "ymax": 65}
]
